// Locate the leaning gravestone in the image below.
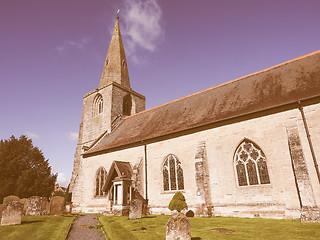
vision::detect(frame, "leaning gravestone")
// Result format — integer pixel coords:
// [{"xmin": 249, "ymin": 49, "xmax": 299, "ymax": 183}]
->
[
  {"xmin": 3, "ymin": 195, "xmax": 20, "ymax": 204},
  {"xmin": 1, "ymin": 201, "xmax": 23, "ymax": 226},
  {"xmin": 166, "ymin": 212, "xmax": 191, "ymax": 240},
  {"xmin": 129, "ymin": 199, "xmax": 143, "ymax": 220},
  {"xmin": 25, "ymin": 196, "xmax": 48, "ymax": 216},
  {"xmin": 49, "ymin": 196, "xmax": 65, "ymax": 216}
]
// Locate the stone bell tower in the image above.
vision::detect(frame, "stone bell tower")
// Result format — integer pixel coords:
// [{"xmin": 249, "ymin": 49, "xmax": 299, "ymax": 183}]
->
[{"xmin": 69, "ymin": 13, "xmax": 145, "ymax": 207}]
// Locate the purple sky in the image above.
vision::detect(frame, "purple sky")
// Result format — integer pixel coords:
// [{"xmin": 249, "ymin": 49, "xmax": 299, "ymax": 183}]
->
[{"xmin": 1, "ymin": 0, "xmax": 320, "ymax": 186}]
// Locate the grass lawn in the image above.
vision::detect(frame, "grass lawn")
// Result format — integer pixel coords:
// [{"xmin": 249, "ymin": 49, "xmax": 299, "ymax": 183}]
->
[
  {"xmin": 0, "ymin": 215, "xmax": 76, "ymax": 240},
  {"xmin": 99, "ymin": 215, "xmax": 320, "ymax": 240}
]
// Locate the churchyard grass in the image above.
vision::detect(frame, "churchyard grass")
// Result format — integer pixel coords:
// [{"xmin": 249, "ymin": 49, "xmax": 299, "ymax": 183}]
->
[
  {"xmin": 0, "ymin": 215, "xmax": 76, "ymax": 240},
  {"xmin": 99, "ymin": 215, "xmax": 320, "ymax": 240}
]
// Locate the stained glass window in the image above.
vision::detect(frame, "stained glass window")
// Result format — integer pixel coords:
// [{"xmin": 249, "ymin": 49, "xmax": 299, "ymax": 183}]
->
[
  {"xmin": 234, "ymin": 140, "xmax": 270, "ymax": 186},
  {"xmin": 95, "ymin": 167, "xmax": 107, "ymax": 196},
  {"xmin": 162, "ymin": 154, "xmax": 184, "ymax": 191}
]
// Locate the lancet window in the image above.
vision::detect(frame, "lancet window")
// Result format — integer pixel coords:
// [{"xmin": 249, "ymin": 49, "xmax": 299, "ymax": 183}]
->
[
  {"xmin": 93, "ymin": 94, "xmax": 103, "ymax": 117},
  {"xmin": 123, "ymin": 94, "xmax": 132, "ymax": 116},
  {"xmin": 234, "ymin": 139, "xmax": 270, "ymax": 186},
  {"xmin": 162, "ymin": 154, "xmax": 184, "ymax": 191},
  {"xmin": 95, "ymin": 167, "xmax": 107, "ymax": 196}
]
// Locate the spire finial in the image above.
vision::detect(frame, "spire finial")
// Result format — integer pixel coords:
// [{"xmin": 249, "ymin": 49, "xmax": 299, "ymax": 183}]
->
[{"xmin": 117, "ymin": 9, "xmax": 120, "ymax": 19}]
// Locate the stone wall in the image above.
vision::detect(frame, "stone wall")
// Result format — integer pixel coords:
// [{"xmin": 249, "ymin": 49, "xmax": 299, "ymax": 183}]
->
[
  {"xmin": 73, "ymin": 98, "xmax": 320, "ymax": 219},
  {"xmin": 70, "ymin": 82, "xmax": 145, "ymax": 200}
]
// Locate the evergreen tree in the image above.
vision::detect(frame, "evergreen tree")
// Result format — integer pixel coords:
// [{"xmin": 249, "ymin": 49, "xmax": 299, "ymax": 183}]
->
[
  {"xmin": 0, "ymin": 135, "xmax": 57, "ymax": 203},
  {"xmin": 168, "ymin": 191, "xmax": 188, "ymax": 212}
]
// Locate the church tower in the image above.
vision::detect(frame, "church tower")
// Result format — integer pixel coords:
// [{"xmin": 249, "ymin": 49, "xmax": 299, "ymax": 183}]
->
[{"xmin": 69, "ymin": 14, "xmax": 145, "ymax": 201}]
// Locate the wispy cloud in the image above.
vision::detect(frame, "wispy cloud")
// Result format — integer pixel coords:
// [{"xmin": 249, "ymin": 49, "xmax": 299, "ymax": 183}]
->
[
  {"xmin": 56, "ymin": 37, "xmax": 90, "ymax": 54},
  {"xmin": 66, "ymin": 132, "xmax": 78, "ymax": 142},
  {"xmin": 122, "ymin": 0, "xmax": 164, "ymax": 61},
  {"xmin": 25, "ymin": 131, "xmax": 40, "ymax": 139},
  {"xmin": 56, "ymin": 172, "xmax": 68, "ymax": 187}
]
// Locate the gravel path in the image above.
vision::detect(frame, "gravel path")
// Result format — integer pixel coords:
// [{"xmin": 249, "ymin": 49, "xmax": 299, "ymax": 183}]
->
[{"xmin": 67, "ymin": 214, "xmax": 106, "ymax": 240}]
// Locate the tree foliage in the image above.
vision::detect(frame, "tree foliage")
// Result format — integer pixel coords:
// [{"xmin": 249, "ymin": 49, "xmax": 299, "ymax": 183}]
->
[
  {"xmin": 0, "ymin": 135, "xmax": 57, "ymax": 203},
  {"xmin": 168, "ymin": 191, "xmax": 188, "ymax": 212}
]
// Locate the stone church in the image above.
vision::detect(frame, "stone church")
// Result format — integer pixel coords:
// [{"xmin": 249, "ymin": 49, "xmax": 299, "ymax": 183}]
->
[{"xmin": 70, "ymin": 15, "xmax": 320, "ymax": 221}]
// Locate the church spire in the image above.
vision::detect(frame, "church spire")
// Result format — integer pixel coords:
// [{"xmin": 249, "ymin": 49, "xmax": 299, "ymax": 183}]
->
[{"xmin": 99, "ymin": 12, "xmax": 131, "ymax": 89}]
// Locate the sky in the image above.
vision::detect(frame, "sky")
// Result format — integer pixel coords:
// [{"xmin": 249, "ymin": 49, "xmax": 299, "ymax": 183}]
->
[{"xmin": 1, "ymin": 0, "xmax": 320, "ymax": 187}]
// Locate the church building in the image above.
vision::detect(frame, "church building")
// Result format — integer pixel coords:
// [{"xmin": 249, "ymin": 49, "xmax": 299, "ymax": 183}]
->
[{"xmin": 70, "ymin": 15, "xmax": 320, "ymax": 221}]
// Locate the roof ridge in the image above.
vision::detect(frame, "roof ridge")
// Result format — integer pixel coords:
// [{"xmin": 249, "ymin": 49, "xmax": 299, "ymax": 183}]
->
[{"xmin": 124, "ymin": 49, "xmax": 320, "ymax": 121}]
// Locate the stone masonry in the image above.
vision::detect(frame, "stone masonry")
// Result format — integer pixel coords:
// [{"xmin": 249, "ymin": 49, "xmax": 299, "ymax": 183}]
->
[{"xmin": 1, "ymin": 201, "xmax": 23, "ymax": 226}]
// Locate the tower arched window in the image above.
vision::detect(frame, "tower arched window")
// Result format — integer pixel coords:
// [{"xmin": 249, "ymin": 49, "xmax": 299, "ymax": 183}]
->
[
  {"xmin": 95, "ymin": 167, "xmax": 107, "ymax": 196},
  {"xmin": 162, "ymin": 154, "xmax": 184, "ymax": 191},
  {"xmin": 123, "ymin": 94, "xmax": 132, "ymax": 116},
  {"xmin": 93, "ymin": 94, "xmax": 103, "ymax": 117},
  {"xmin": 234, "ymin": 139, "xmax": 270, "ymax": 186}
]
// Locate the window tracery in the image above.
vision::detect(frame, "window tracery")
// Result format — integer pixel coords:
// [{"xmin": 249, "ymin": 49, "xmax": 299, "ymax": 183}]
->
[
  {"xmin": 162, "ymin": 154, "xmax": 184, "ymax": 191},
  {"xmin": 234, "ymin": 139, "xmax": 270, "ymax": 186},
  {"xmin": 95, "ymin": 167, "xmax": 107, "ymax": 196}
]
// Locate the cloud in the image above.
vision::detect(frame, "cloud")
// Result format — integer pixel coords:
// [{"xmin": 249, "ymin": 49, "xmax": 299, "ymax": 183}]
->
[
  {"xmin": 25, "ymin": 131, "xmax": 40, "ymax": 139},
  {"xmin": 56, "ymin": 37, "xmax": 90, "ymax": 54},
  {"xmin": 122, "ymin": 0, "xmax": 164, "ymax": 57},
  {"xmin": 66, "ymin": 132, "xmax": 78, "ymax": 141},
  {"xmin": 56, "ymin": 172, "xmax": 68, "ymax": 187}
]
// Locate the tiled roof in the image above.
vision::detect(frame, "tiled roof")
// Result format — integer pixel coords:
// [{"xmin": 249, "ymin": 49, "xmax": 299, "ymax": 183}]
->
[{"xmin": 85, "ymin": 50, "xmax": 320, "ymax": 156}]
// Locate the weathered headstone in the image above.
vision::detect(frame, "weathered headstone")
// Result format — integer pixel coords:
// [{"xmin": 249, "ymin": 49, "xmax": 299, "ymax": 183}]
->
[
  {"xmin": 49, "ymin": 196, "xmax": 65, "ymax": 215},
  {"xmin": 19, "ymin": 198, "xmax": 28, "ymax": 215},
  {"xmin": 0, "ymin": 204, "xmax": 4, "ymax": 218},
  {"xmin": 186, "ymin": 210, "xmax": 194, "ymax": 218},
  {"xmin": 46, "ymin": 201, "xmax": 51, "ymax": 214},
  {"xmin": 166, "ymin": 212, "xmax": 191, "ymax": 240},
  {"xmin": 129, "ymin": 199, "xmax": 143, "ymax": 220},
  {"xmin": 3, "ymin": 195, "xmax": 20, "ymax": 204},
  {"xmin": 0, "ymin": 201, "xmax": 23, "ymax": 226},
  {"xmin": 25, "ymin": 196, "xmax": 48, "ymax": 216}
]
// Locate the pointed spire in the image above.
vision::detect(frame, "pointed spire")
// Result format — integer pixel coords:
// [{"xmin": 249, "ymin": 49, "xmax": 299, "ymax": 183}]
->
[{"xmin": 99, "ymin": 12, "xmax": 131, "ymax": 89}]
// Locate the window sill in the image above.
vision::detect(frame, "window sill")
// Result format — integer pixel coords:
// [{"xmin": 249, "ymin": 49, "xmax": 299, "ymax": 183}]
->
[
  {"xmin": 161, "ymin": 190, "xmax": 185, "ymax": 194},
  {"xmin": 237, "ymin": 183, "xmax": 272, "ymax": 189}
]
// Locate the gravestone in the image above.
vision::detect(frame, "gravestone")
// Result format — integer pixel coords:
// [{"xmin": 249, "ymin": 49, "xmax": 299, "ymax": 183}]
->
[
  {"xmin": 129, "ymin": 199, "xmax": 143, "ymax": 220},
  {"xmin": 186, "ymin": 210, "xmax": 194, "ymax": 218},
  {"xmin": 0, "ymin": 204, "xmax": 4, "ymax": 218},
  {"xmin": 166, "ymin": 212, "xmax": 191, "ymax": 240},
  {"xmin": 0, "ymin": 201, "xmax": 23, "ymax": 226},
  {"xmin": 49, "ymin": 196, "xmax": 65, "ymax": 215},
  {"xmin": 46, "ymin": 201, "xmax": 50, "ymax": 214},
  {"xmin": 3, "ymin": 195, "xmax": 20, "ymax": 204},
  {"xmin": 25, "ymin": 196, "xmax": 48, "ymax": 216},
  {"xmin": 19, "ymin": 198, "xmax": 28, "ymax": 215}
]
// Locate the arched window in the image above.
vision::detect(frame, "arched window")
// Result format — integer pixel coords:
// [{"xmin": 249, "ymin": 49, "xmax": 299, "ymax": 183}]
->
[
  {"xmin": 162, "ymin": 154, "xmax": 184, "ymax": 191},
  {"xmin": 95, "ymin": 167, "xmax": 107, "ymax": 196},
  {"xmin": 93, "ymin": 94, "xmax": 103, "ymax": 117},
  {"xmin": 234, "ymin": 139, "xmax": 270, "ymax": 186},
  {"xmin": 123, "ymin": 94, "xmax": 132, "ymax": 116}
]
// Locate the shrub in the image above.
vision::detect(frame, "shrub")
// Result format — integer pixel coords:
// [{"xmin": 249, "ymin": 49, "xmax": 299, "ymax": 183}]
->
[{"xmin": 168, "ymin": 191, "xmax": 188, "ymax": 212}]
